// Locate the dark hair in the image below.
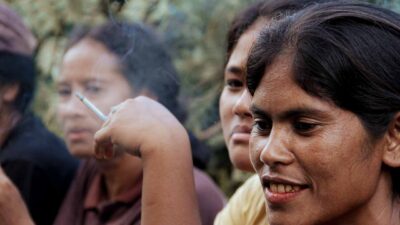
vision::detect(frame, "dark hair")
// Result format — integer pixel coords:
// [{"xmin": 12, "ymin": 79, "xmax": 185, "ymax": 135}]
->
[
  {"xmin": 225, "ymin": 0, "xmax": 333, "ymax": 63},
  {"xmin": 0, "ymin": 3, "xmax": 37, "ymax": 114},
  {"xmin": 66, "ymin": 21, "xmax": 186, "ymax": 122},
  {"xmin": 247, "ymin": 1, "xmax": 400, "ymax": 195},
  {"xmin": 0, "ymin": 52, "xmax": 35, "ymax": 114}
]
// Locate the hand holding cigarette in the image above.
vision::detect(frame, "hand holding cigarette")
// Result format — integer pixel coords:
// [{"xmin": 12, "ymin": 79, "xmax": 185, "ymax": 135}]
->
[{"xmin": 92, "ymin": 96, "xmax": 190, "ymax": 159}]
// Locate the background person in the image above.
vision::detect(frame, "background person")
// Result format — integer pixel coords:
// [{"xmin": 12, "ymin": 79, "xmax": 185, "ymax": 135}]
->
[
  {"xmin": 54, "ymin": 21, "xmax": 225, "ymax": 225},
  {"xmin": 0, "ymin": 3, "xmax": 78, "ymax": 225}
]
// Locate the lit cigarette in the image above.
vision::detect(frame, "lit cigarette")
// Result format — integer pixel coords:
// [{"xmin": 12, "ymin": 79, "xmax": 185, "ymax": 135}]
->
[{"xmin": 75, "ymin": 92, "xmax": 108, "ymax": 122}]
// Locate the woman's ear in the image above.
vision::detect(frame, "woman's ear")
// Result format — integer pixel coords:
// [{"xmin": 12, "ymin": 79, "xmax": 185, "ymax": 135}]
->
[
  {"xmin": 383, "ymin": 112, "xmax": 400, "ymax": 168},
  {"xmin": 1, "ymin": 83, "xmax": 19, "ymax": 103}
]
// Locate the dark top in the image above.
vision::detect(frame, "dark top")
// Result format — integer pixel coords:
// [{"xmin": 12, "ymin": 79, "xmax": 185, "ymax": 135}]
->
[
  {"xmin": 54, "ymin": 159, "xmax": 225, "ymax": 225},
  {"xmin": 0, "ymin": 113, "xmax": 78, "ymax": 225},
  {"xmin": 189, "ymin": 131, "xmax": 211, "ymax": 170}
]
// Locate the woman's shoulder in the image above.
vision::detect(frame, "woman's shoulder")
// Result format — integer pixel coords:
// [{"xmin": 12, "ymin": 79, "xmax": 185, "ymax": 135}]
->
[
  {"xmin": 214, "ymin": 174, "xmax": 267, "ymax": 225},
  {"xmin": 193, "ymin": 168, "xmax": 226, "ymax": 225},
  {"xmin": 193, "ymin": 168, "xmax": 226, "ymax": 202}
]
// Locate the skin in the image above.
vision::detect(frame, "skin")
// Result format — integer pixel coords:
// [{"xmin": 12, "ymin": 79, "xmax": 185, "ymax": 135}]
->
[
  {"xmin": 250, "ymin": 53, "xmax": 399, "ymax": 225},
  {"xmin": 56, "ymin": 38, "xmax": 131, "ymax": 157},
  {"xmin": 0, "ymin": 166, "xmax": 34, "ymax": 225},
  {"xmin": 94, "ymin": 97, "xmax": 201, "ymax": 225},
  {"xmin": 220, "ymin": 18, "xmax": 267, "ymax": 172},
  {"xmin": 56, "ymin": 38, "xmax": 143, "ymax": 199}
]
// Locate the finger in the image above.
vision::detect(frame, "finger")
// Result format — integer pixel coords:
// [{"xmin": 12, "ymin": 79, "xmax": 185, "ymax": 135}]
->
[
  {"xmin": 0, "ymin": 166, "xmax": 5, "ymax": 175},
  {"xmin": 0, "ymin": 166, "xmax": 8, "ymax": 183},
  {"xmin": 104, "ymin": 142, "xmax": 115, "ymax": 159},
  {"xmin": 93, "ymin": 141, "xmax": 106, "ymax": 159},
  {"xmin": 108, "ymin": 103, "xmax": 123, "ymax": 117},
  {"xmin": 94, "ymin": 126, "xmax": 112, "ymax": 158},
  {"xmin": 101, "ymin": 114, "xmax": 112, "ymax": 129}
]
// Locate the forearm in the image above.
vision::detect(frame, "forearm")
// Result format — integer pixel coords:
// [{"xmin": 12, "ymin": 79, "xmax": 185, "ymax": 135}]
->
[
  {"xmin": 0, "ymin": 166, "xmax": 35, "ymax": 225},
  {"xmin": 141, "ymin": 132, "xmax": 201, "ymax": 225}
]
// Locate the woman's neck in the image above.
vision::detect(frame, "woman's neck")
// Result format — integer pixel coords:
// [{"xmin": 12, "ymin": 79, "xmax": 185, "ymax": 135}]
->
[
  {"xmin": 98, "ymin": 154, "xmax": 143, "ymax": 201},
  {"xmin": 328, "ymin": 172, "xmax": 400, "ymax": 225}
]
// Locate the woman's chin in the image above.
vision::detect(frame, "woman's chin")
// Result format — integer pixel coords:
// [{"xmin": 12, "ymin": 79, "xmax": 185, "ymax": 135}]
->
[
  {"xmin": 230, "ymin": 152, "xmax": 254, "ymax": 172},
  {"xmin": 67, "ymin": 144, "xmax": 94, "ymax": 159}
]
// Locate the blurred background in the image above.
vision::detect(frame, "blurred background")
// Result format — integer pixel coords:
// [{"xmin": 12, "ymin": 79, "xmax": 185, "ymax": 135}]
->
[{"xmin": 4, "ymin": 0, "xmax": 400, "ymax": 195}]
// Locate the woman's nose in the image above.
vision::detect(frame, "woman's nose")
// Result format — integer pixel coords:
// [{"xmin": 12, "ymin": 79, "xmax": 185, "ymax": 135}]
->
[
  {"xmin": 232, "ymin": 89, "xmax": 252, "ymax": 118},
  {"xmin": 259, "ymin": 129, "xmax": 295, "ymax": 168},
  {"xmin": 58, "ymin": 95, "xmax": 87, "ymax": 118}
]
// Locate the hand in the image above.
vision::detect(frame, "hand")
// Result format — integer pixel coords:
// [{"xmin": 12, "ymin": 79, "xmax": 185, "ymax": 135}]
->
[
  {"xmin": 0, "ymin": 166, "xmax": 34, "ymax": 225},
  {"xmin": 93, "ymin": 96, "xmax": 201, "ymax": 225},
  {"xmin": 94, "ymin": 96, "xmax": 188, "ymax": 160}
]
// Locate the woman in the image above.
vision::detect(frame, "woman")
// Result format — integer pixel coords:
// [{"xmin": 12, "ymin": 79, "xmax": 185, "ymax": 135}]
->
[
  {"xmin": 53, "ymin": 22, "xmax": 225, "ymax": 225},
  {"xmin": 0, "ymin": 3, "xmax": 77, "ymax": 225},
  {"xmin": 246, "ymin": 1, "xmax": 400, "ymax": 224},
  {"xmin": 216, "ymin": 1, "xmax": 330, "ymax": 224}
]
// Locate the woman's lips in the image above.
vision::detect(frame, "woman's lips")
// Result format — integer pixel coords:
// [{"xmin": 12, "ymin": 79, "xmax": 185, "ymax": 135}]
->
[
  {"xmin": 231, "ymin": 125, "xmax": 252, "ymax": 143},
  {"xmin": 66, "ymin": 129, "xmax": 92, "ymax": 142},
  {"xmin": 231, "ymin": 132, "xmax": 251, "ymax": 142},
  {"xmin": 262, "ymin": 176, "xmax": 309, "ymax": 204},
  {"xmin": 264, "ymin": 184, "xmax": 307, "ymax": 204}
]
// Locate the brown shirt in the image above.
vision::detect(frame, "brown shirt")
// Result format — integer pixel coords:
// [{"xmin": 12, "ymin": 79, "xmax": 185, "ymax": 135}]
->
[
  {"xmin": 54, "ymin": 159, "xmax": 225, "ymax": 225},
  {"xmin": 83, "ymin": 173, "xmax": 142, "ymax": 225}
]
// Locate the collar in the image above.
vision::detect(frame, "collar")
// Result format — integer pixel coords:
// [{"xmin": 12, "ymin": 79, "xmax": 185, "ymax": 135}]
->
[{"xmin": 84, "ymin": 173, "xmax": 142, "ymax": 210}]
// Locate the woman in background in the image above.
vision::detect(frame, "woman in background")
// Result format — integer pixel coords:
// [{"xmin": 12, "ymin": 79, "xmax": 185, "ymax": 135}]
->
[
  {"xmin": 0, "ymin": 4, "xmax": 77, "ymax": 225},
  {"xmin": 53, "ymin": 21, "xmax": 225, "ymax": 225}
]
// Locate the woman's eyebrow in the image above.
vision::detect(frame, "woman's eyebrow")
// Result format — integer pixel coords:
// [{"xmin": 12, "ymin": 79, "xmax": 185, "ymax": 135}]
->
[
  {"xmin": 250, "ymin": 104, "xmax": 329, "ymax": 120},
  {"xmin": 225, "ymin": 66, "xmax": 243, "ymax": 75},
  {"xmin": 278, "ymin": 108, "xmax": 330, "ymax": 120},
  {"xmin": 84, "ymin": 78, "xmax": 107, "ymax": 84},
  {"xmin": 250, "ymin": 104, "xmax": 270, "ymax": 118}
]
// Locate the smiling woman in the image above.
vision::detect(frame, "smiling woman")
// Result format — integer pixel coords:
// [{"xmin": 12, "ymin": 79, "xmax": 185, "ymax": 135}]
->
[{"xmin": 247, "ymin": 1, "xmax": 400, "ymax": 225}]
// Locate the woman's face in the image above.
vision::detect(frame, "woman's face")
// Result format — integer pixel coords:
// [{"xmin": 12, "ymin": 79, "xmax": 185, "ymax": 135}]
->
[
  {"xmin": 250, "ymin": 54, "xmax": 389, "ymax": 225},
  {"xmin": 56, "ymin": 38, "xmax": 132, "ymax": 158},
  {"xmin": 219, "ymin": 19, "xmax": 266, "ymax": 172}
]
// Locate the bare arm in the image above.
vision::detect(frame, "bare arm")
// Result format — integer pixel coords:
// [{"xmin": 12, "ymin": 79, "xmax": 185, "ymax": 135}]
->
[
  {"xmin": 0, "ymin": 166, "xmax": 34, "ymax": 225},
  {"xmin": 94, "ymin": 97, "xmax": 201, "ymax": 225}
]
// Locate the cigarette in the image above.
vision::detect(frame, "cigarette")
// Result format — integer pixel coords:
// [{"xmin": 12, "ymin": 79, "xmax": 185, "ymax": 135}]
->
[{"xmin": 75, "ymin": 92, "xmax": 108, "ymax": 122}]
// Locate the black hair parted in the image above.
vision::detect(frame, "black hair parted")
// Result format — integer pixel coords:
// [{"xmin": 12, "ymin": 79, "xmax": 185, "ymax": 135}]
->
[{"xmin": 247, "ymin": 1, "xmax": 400, "ymax": 195}]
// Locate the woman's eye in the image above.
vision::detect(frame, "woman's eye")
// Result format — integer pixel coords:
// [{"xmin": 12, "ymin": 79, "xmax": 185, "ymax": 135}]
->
[
  {"xmin": 57, "ymin": 87, "xmax": 71, "ymax": 97},
  {"xmin": 293, "ymin": 121, "xmax": 318, "ymax": 134},
  {"xmin": 252, "ymin": 119, "xmax": 272, "ymax": 135},
  {"xmin": 226, "ymin": 79, "xmax": 243, "ymax": 89},
  {"xmin": 85, "ymin": 85, "xmax": 102, "ymax": 95}
]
